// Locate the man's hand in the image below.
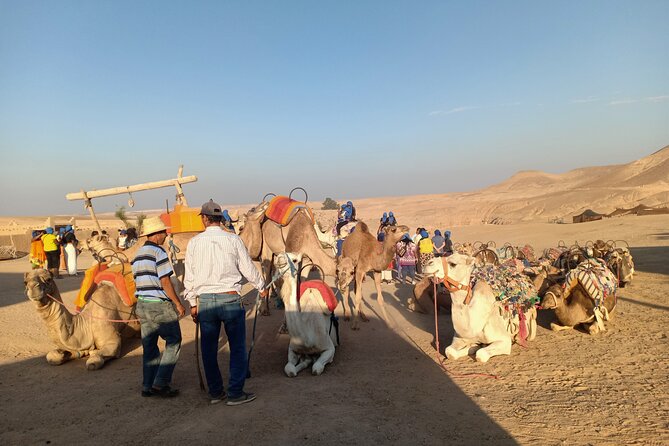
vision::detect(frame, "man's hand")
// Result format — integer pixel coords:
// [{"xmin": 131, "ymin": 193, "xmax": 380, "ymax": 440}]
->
[
  {"xmin": 175, "ymin": 302, "xmax": 186, "ymax": 317},
  {"xmin": 259, "ymin": 289, "xmax": 269, "ymax": 299},
  {"xmin": 190, "ymin": 305, "xmax": 198, "ymax": 323}
]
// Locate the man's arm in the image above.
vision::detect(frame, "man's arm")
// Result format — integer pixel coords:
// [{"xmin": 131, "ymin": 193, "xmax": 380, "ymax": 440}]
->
[{"xmin": 160, "ymin": 275, "xmax": 186, "ymax": 317}]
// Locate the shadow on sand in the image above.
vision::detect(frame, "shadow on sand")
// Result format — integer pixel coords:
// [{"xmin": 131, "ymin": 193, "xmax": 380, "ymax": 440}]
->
[{"xmin": 0, "ymin": 274, "xmax": 517, "ymax": 445}]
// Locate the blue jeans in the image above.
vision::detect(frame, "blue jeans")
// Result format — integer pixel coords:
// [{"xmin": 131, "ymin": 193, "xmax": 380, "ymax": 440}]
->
[
  {"xmin": 198, "ymin": 294, "xmax": 248, "ymax": 399},
  {"xmin": 401, "ymin": 265, "xmax": 416, "ymax": 282},
  {"xmin": 136, "ymin": 300, "xmax": 182, "ymax": 391}
]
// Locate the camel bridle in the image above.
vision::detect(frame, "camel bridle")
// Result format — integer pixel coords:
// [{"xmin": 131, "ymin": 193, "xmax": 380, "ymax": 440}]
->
[{"xmin": 434, "ymin": 257, "xmax": 473, "ymax": 305}]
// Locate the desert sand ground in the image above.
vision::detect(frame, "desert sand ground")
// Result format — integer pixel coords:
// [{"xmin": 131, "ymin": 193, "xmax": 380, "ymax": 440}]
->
[{"xmin": 0, "ymin": 212, "xmax": 667, "ymax": 445}]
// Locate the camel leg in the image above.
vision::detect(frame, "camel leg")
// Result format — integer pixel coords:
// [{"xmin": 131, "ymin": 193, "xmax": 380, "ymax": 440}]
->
[
  {"xmin": 528, "ymin": 309, "xmax": 538, "ymax": 341},
  {"xmin": 445, "ymin": 336, "xmax": 474, "ymax": 361},
  {"xmin": 259, "ymin": 246, "xmax": 273, "ymax": 316},
  {"xmin": 86, "ymin": 334, "xmax": 122, "ymax": 371},
  {"xmin": 475, "ymin": 337, "xmax": 512, "ymax": 363},
  {"xmin": 46, "ymin": 349, "xmax": 89, "ymax": 366},
  {"xmin": 351, "ymin": 272, "xmax": 367, "ymax": 330},
  {"xmin": 284, "ymin": 347, "xmax": 312, "ymax": 377},
  {"xmin": 373, "ymin": 271, "xmax": 390, "ymax": 324},
  {"xmin": 311, "ymin": 342, "xmax": 335, "ymax": 376},
  {"xmin": 550, "ymin": 322, "xmax": 573, "ymax": 332},
  {"xmin": 340, "ymin": 285, "xmax": 350, "ymax": 321}
]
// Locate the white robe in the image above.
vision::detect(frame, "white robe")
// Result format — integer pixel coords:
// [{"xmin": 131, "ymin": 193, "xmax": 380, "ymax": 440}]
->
[{"xmin": 64, "ymin": 243, "xmax": 77, "ymax": 276}]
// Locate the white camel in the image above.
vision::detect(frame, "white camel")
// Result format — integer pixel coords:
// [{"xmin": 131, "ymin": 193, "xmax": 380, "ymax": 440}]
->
[
  {"xmin": 274, "ymin": 252, "xmax": 338, "ymax": 376},
  {"xmin": 422, "ymin": 254, "xmax": 537, "ymax": 363}
]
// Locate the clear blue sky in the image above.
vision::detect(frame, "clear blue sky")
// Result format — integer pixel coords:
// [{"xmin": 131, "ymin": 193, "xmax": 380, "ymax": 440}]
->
[{"xmin": 1, "ymin": 0, "xmax": 668, "ymax": 215}]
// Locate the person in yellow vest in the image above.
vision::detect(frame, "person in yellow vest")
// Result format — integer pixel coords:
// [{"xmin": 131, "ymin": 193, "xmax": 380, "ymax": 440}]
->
[
  {"xmin": 417, "ymin": 229, "xmax": 435, "ymax": 272},
  {"xmin": 41, "ymin": 227, "xmax": 61, "ymax": 279}
]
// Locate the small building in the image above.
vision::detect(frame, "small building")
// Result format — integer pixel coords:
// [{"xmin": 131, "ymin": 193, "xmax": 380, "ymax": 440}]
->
[{"xmin": 573, "ymin": 209, "xmax": 604, "ymax": 223}]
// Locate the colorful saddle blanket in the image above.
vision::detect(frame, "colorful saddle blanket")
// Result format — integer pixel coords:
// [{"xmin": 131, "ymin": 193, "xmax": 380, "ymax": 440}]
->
[
  {"xmin": 470, "ymin": 264, "xmax": 539, "ymax": 314},
  {"xmin": 265, "ymin": 196, "xmax": 314, "ymax": 226},
  {"xmin": 563, "ymin": 258, "xmax": 617, "ymax": 306},
  {"xmin": 75, "ymin": 262, "xmax": 137, "ymax": 310},
  {"xmin": 299, "ymin": 280, "xmax": 338, "ymax": 313}
]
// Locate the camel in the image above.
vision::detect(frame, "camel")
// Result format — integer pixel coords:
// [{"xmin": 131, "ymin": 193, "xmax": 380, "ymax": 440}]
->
[
  {"xmin": 604, "ymin": 247, "xmax": 635, "ymax": 288},
  {"xmin": 422, "ymin": 254, "xmax": 538, "ymax": 363},
  {"xmin": 541, "ymin": 258, "xmax": 618, "ymax": 334},
  {"xmin": 336, "ymin": 222, "xmax": 409, "ymax": 329},
  {"xmin": 24, "ymin": 269, "xmax": 139, "ymax": 370},
  {"xmin": 274, "ymin": 252, "xmax": 338, "ymax": 376}
]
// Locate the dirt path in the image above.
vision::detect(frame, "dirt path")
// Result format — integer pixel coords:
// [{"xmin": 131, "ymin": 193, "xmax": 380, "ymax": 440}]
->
[{"xmin": 0, "ymin": 218, "xmax": 667, "ymax": 445}]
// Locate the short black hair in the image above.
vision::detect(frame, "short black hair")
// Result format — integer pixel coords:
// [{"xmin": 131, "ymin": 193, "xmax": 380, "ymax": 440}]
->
[{"xmin": 204, "ymin": 214, "xmax": 223, "ymax": 224}]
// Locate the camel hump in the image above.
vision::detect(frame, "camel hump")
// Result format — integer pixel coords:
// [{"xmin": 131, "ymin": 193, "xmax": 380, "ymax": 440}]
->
[
  {"xmin": 265, "ymin": 195, "xmax": 314, "ymax": 226},
  {"xmin": 356, "ymin": 221, "xmax": 369, "ymax": 233},
  {"xmin": 299, "ymin": 281, "xmax": 338, "ymax": 313}
]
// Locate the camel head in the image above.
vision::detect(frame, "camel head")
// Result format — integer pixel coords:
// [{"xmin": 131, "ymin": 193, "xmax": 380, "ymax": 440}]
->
[
  {"xmin": 336, "ymin": 257, "xmax": 355, "ymax": 291},
  {"xmin": 541, "ymin": 284, "xmax": 564, "ymax": 309},
  {"xmin": 246, "ymin": 201, "xmax": 269, "ymax": 221},
  {"xmin": 24, "ymin": 269, "xmax": 57, "ymax": 306},
  {"xmin": 608, "ymin": 248, "xmax": 635, "ymax": 287},
  {"xmin": 382, "ymin": 225, "xmax": 410, "ymax": 245},
  {"xmin": 422, "ymin": 257, "xmax": 445, "ymax": 279},
  {"xmin": 273, "ymin": 252, "xmax": 303, "ymax": 281},
  {"xmin": 440, "ymin": 253, "xmax": 476, "ymax": 285}
]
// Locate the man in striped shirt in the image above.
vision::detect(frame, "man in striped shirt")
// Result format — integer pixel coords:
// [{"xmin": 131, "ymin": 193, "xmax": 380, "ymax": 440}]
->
[
  {"xmin": 184, "ymin": 199, "xmax": 267, "ymax": 406},
  {"xmin": 132, "ymin": 216, "xmax": 186, "ymax": 398}
]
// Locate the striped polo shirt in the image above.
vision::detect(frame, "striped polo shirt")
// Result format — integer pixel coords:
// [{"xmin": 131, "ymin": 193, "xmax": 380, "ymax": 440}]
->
[{"xmin": 131, "ymin": 241, "xmax": 173, "ymax": 302}]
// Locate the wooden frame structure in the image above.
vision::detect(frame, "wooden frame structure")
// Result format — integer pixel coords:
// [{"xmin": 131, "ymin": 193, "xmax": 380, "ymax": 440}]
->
[{"xmin": 66, "ymin": 166, "xmax": 197, "ymax": 232}]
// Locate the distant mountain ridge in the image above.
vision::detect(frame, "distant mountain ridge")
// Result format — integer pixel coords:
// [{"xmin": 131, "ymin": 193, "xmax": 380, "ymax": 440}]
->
[{"xmin": 351, "ymin": 145, "xmax": 669, "ymax": 227}]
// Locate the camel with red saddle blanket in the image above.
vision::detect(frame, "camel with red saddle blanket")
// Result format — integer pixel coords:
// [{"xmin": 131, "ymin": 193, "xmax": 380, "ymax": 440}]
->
[
  {"xmin": 422, "ymin": 254, "xmax": 538, "ymax": 363},
  {"xmin": 239, "ymin": 195, "xmax": 338, "ymax": 315},
  {"xmin": 274, "ymin": 253, "xmax": 338, "ymax": 376},
  {"xmin": 24, "ymin": 269, "xmax": 139, "ymax": 370}
]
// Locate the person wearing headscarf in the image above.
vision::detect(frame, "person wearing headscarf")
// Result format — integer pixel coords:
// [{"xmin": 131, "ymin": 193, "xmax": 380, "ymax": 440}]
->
[
  {"xmin": 387, "ymin": 211, "xmax": 397, "ymax": 225},
  {"xmin": 377, "ymin": 212, "xmax": 389, "ymax": 240},
  {"xmin": 432, "ymin": 229, "xmax": 445, "ymax": 257},
  {"xmin": 346, "ymin": 201, "xmax": 356, "ymax": 221},
  {"xmin": 222, "ymin": 210, "xmax": 235, "ymax": 233},
  {"xmin": 118, "ymin": 229, "xmax": 128, "ymax": 250},
  {"xmin": 417, "ymin": 229, "xmax": 435, "ymax": 271},
  {"xmin": 62, "ymin": 225, "xmax": 79, "ymax": 276},
  {"xmin": 444, "ymin": 230, "xmax": 454, "ymax": 256},
  {"xmin": 395, "ymin": 233, "xmax": 417, "ymax": 284},
  {"xmin": 41, "ymin": 227, "xmax": 61, "ymax": 278},
  {"xmin": 30, "ymin": 230, "xmax": 46, "ymax": 269}
]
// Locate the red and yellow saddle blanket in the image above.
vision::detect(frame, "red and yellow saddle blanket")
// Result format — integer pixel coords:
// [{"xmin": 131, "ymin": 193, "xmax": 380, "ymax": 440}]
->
[
  {"xmin": 298, "ymin": 280, "xmax": 338, "ymax": 313},
  {"xmin": 75, "ymin": 262, "xmax": 137, "ymax": 310},
  {"xmin": 265, "ymin": 196, "xmax": 314, "ymax": 226}
]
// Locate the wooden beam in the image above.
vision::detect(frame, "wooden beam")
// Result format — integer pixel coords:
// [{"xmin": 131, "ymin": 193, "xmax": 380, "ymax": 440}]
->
[{"xmin": 66, "ymin": 175, "xmax": 198, "ymax": 201}]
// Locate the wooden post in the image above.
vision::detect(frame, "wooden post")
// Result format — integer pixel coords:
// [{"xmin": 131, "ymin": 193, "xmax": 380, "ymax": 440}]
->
[
  {"xmin": 82, "ymin": 190, "xmax": 103, "ymax": 233},
  {"xmin": 175, "ymin": 165, "xmax": 188, "ymax": 207}
]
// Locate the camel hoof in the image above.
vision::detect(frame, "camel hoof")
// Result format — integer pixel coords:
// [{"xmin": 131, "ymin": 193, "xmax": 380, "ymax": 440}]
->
[
  {"xmin": 444, "ymin": 347, "xmax": 457, "ymax": 360},
  {"xmin": 587, "ymin": 324, "xmax": 601, "ymax": 335},
  {"xmin": 476, "ymin": 350, "xmax": 491, "ymax": 363},
  {"xmin": 284, "ymin": 366, "xmax": 297, "ymax": 377},
  {"xmin": 351, "ymin": 321, "xmax": 360, "ymax": 331},
  {"xmin": 312, "ymin": 364, "xmax": 325, "ymax": 375},
  {"xmin": 343, "ymin": 315, "xmax": 351, "ymax": 322},
  {"xmin": 550, "ymin": 322, "xmax": 570, "ymax": 332},
  {"xmin": 46, "ymin": 350, "xmax": 68, "ymax": 365},
  {"xmin": 85, "ymin": 356, "xmax": 104, "ymax": 371}
]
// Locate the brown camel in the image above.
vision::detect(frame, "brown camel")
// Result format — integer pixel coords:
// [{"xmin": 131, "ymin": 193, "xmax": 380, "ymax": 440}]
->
[
  {"xmin": 336, "ymin": 222, "xmax": 409, "ymax": 329},
  {"xmin": 24, "ymin": 269, "xmax": 139, "ymax": 370}
]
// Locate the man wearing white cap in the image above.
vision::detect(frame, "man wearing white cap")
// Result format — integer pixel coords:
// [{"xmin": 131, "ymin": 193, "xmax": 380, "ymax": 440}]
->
[
  {"xmin": 184, "ymin": 199, "xmax": 267, "ymax": 406},
  {"xmin": 132, "ymin": 216, "xmax": 186, "ymax": 398}
]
